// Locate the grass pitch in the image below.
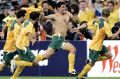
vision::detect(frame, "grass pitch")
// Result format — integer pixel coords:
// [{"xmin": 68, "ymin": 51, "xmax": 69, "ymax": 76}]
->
[{"xmin": 0, "ymin": 76, "xmax": 120, "ymax": 79}]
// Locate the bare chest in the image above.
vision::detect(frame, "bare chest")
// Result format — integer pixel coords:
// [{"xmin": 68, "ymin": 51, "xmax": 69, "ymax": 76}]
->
[{"xmin": 54, "ymin": 14, "xmax": 70, "ymax": 24}]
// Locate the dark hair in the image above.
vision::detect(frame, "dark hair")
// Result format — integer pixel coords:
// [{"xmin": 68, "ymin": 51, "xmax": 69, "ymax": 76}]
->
[
  {"xmin": 102, "ymin": 8, "xmax": 110, "ymax": 18},
  {"xmin": 42, "ymin": 1, "xmax": 48, "ymax": 6},
  {"xmin": 56, "ymin": 2, "xmax": 66, "ymax": 8},
  {"xmin": 107, "ymin": 1, "xmax": 114, "ymax": 6},
  {"xmin": 70, "ymin": 4, "xmax": 79, "ymax": 14},
  {"xmin": 30, "ymin": 11, "xmax": 40, "ymax": 20},
  {"xmin": 11, "ymin": 1, "xmax": 19, "ymax": 6},
  {"xmin": 16, "ymin": 10, "xmax": 26, "ymax": 18},
  {"xmin": 112, "ymin": 22, "xmax": 120, "ymax": 33}
]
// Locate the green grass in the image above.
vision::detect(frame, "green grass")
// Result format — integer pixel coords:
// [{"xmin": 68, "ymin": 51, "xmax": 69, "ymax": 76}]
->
[{"xmin": 0, "ymin": 76, "xmax": 120, "ymax": 79}]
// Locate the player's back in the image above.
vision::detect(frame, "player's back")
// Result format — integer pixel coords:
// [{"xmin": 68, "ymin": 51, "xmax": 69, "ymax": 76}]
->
[
  {"xmin": 89, "ymin": 18, "xmax": 112, "ymax": 51},
  {"xmin": 4, "ymin": 20, "xmax": 17, "ymax": 52}
]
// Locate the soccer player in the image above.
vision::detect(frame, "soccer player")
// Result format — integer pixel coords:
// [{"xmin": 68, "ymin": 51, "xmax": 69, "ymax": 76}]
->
[
  {"xmin": 9, "ymin": 11, "xmax": 40, "ymax": 79},
  {"xmin": 11, "ymin": 2, "xmax": 77, "ymax": 76},
  {"xmin": 1, "ymin": 7, "xmax": 16, "ymax": 40},
  {"xmin": 0, "ymin": 10, "xmax": 26, "ymax": 73},
  {"xmin": 40, "ymin": 2, "xmax": 77, "ymax": 75},
  {"xmin": 77, "ymin": 8, "xmax": 118, "ymax": 79},
  {"xmin": 78, "ymin": 0, "xmax": 95, "ymax": 23},
  {"xmin": 10, "ymin": 11, "xmax": 40, "ymax": 71},
  {"xmin": 107, "ymin": 1, "xmax": 119, "ymax": 29},
  {"xmin": 10, "ymin": 10, "xmax": 27, "ymax": 79}
]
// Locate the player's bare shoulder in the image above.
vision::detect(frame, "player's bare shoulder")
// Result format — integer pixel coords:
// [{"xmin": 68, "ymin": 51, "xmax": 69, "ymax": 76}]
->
[{"xmin": 65, "ymin": 11, "xmax": 73, "ymax": 18}]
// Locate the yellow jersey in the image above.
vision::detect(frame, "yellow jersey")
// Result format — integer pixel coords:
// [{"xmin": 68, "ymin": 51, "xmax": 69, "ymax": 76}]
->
[
  {"xmin": 14, "ymin": 20, "xmax": 23, "ymax": 40},
  {"xmin": 22, "ymin": 7, "xmax": 42, "ymax": 20},
  {"xmin": 78, "ymin": 8, "xmax": 95, "ymax": 23},
  {"xmin": 107, "ymin": 9, "xmax": 119, "ymax": 29},
  {"xmin": 4, "ymin": 20, "xmax": 23, "ymax": 52},
  {"xmin": 3, "ymin": 20, "xmax": 17, "ymax": 52},
  {"xmin": 89, "ymin": 18, "xmax": 113, "ymax": 51},
  {"xmin": 87, "ymin": 19, "xmax": 98, "ymax": 35},
  {"xmin": 2, "ymin": 16, "xmax": 16, "ymax": 23},
  {"xmin": 16, "ymin": 20, "xmax": 35, "ymax": 50}
]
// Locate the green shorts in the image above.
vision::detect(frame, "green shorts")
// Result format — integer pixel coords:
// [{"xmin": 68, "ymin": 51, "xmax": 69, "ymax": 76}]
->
[
  {"xmin": 89, "ymin": 45, "xmax": 109, "ymax": 63},
  {"xmin": 17, "ymin": 48, "xmax": 35, "ymax": 62},
  {"xmin": 49, "ymin": 35, "xmax": 65, "ymax": 50},
  {"xmin": 3, "ymin": 51, "xmax": 18, "ymax": 66}
]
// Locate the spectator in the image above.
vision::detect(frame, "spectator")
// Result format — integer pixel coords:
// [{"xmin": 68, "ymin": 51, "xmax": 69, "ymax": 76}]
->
[
  {"xmin": 11, "ymin": 1, "xmax": 20, "ymax": 11},
  {"xmin": 70, "ymin": 3, "xmax": 79, "ymax": 15},
  {"xmin": 74, "ymin": 21, "xmax": 88, "ymax": 40},
  {"xmin": 3, "ymin": 6, "xmax": 9, "ymax": 17},
  {"xmin": 111, "ymin": 22, "xmax": 120, "ymax": 39},
  {"xmin": 107, "ymin": 1, "xmax": 119, "ymax": 29},
  {"xmin": 42, "ymin": 1, "xmax": 54, "ymax": 16},
  {"xmin": 94, "ymin": 0, "xmax": 104, "ymax": 18},
  {"xmin": 118, "ymin": 0, "xmax": 120, "ymax": 20},
  {"xmin": 41, "ymin": 1, "xmax": 55, "ymax": 40},
  {"xmin": 66, "ymin": 4, "xmax": 79, "ymax": 40},
  {"xmin": 78, "ymin": 0, "xmax": 95, "ymax": 23},
  {"xmin": 0, "ymin": 9, "xmax": 4, "ymax": 40}
]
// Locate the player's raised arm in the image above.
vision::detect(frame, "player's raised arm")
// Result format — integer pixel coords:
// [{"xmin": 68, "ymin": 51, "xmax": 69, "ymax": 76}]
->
[
  {"xmin": 44, "ymin": 14, "xmax": 55, "ymax": 20},
  {"xmin": 39, "ymin": 13, "xmax": 55, "ymax": 21},
  {"xmin": 73, "ymin": 22, "xmax": 87, "ymax": 32}
]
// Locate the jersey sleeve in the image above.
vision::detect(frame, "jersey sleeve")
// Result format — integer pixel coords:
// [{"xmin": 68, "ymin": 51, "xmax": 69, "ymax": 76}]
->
[
  {"xmin": 87, "ymin": 19, "xmax": 98, "ymax": 34},
  {"xmin": 104, "ymin": 22, "xmax": 113, "ymax": 37},
  {"xmin": 25, "ymin": 23, "xmax": 33, "ymax": 35}
]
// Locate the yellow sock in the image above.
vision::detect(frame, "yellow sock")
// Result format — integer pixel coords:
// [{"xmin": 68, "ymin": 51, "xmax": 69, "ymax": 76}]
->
[
  {"xmin": 98, "ymin": 56, "xmax": 108, "ymax": 61},
  {"xmin": 68, "ymin": 53, "xmax": 75, "ymax": 72},
  {"xmin": 15, "ymin": 61, "xmax": 33, "ymax": 66},
  {"xmin": 11, "ymin": 66, "xmax": 25, "ymax": 79},
  {"xmin": 78, "ymin": 64, "xmax": 92, "ymax": 78},
  {"xmin": 35, "ymin": 54, "xmax": 44, "ymax": 62}
]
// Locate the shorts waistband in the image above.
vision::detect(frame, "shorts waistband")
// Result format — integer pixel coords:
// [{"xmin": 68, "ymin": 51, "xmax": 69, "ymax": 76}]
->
[{"xmin": 53, "ymin": 34, "xmax": 63, "ymax": 37}]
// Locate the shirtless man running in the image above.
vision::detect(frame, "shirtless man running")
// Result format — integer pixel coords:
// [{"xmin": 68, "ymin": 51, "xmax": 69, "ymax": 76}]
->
[{"xmin": 40, "ymin": 2, "xmax": 77, "ymax": 75}]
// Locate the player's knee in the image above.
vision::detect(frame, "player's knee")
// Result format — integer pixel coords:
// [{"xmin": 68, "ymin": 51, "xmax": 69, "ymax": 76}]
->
[
  {"xmin": 68, "ymin": 47, "xmax": 76, "ymax": 54},
  {"xmin": 0, "ymin": 67, "xmax": 3, "ymax": 71},
  {"xmin": 106, "ymin": 51, "xmax": 113, "ymax": 59},
  {"xmin": 70, "ymin": 47, "xmax": 76, "ymax": 54},
  {"xmin": 89, "ymin": 61, "xmax": 95, "ymax": 66},
  {"xmin": 108, "ymin": 53, "xmax": 113, "ymax": 59}
]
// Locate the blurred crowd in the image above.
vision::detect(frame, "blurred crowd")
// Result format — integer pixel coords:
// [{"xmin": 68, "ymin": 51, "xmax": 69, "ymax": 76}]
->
[{"xmin": 0, "ymin": 0, "xmax": 120, "ymax": 41}]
